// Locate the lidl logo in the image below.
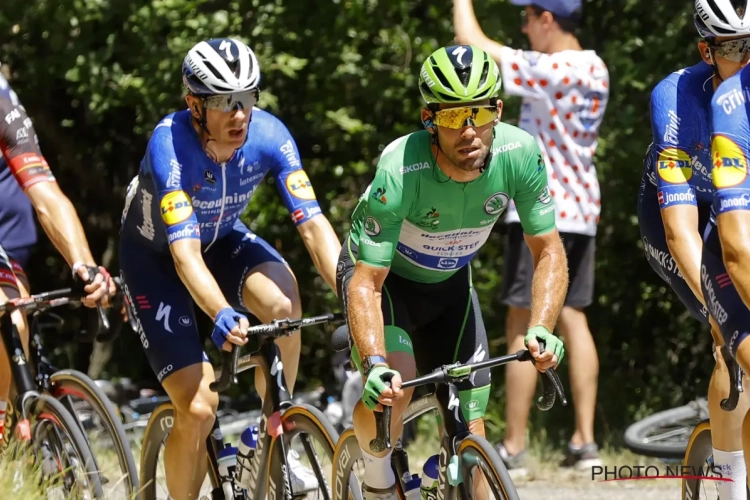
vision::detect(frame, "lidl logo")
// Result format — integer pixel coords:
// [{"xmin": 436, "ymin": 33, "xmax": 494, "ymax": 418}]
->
[
  {"xmin": 712, "ymin": 135, "xmax": 748, "ymax": 189},
  {"xmin": 285, "ymin": 170, "xmax": 316, "ymax": 200},
  {"xmin": 160, "ymin": 191, "xmax": 193, "ymax": 226},
  {"xmin": 656, "ymin": 148, "xmax": 692, "ymax": 184}
]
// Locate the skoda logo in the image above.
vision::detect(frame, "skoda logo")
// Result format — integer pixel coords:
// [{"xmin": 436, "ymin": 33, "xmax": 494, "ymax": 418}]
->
[{"xmin": 484, "ymin": 193, "xmax": 509, "ymax": 216}]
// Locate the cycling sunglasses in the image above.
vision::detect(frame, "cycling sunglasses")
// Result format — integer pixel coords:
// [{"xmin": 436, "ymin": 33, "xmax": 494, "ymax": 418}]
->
[
  {"xmin": 432, "ymin": 106, "xmax": 498, "ymax": 130},
  {"xmin": 711, "ymin": 38, "xmax": 750, "ymax": 63},
  {"xmin": 202, "ymin": 90, "xmax": 259, "ymax": 112}
]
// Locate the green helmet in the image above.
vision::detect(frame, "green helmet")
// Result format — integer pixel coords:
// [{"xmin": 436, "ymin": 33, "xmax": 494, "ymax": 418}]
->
[{"xmin": 419, "ymin": 45, "xmax": 501, "ymax": 105}]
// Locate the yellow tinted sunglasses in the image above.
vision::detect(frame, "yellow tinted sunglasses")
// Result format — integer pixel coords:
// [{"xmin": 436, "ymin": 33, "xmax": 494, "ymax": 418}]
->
[{"xmin": 432, "ymin": 106, "xmax": 498, "ymax": 130}]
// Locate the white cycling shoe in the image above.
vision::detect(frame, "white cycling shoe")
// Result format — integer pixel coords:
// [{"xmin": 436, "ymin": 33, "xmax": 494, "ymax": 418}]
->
[{"xmin": 288, "ymin": 449, "xmax": 320, "ymax": 493}]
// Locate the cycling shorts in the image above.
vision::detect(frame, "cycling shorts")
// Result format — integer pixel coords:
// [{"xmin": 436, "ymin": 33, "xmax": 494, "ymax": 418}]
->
[
  {"xmin": 637, "ymin": 177, "xmax": 710, "ymax": 325},
  {"xmin": 119, "ymin": 218, "xmax": 287, "ymax": 382},
  {"xmin": 336, "ymin": 235, "xmax": 491, "ymax": 422},
  {"xmin": 701, "ymin": 219, "xmax": 750, "ymax": 356},
  {"xmin": 0, "ymin": 244, "xmax": 29, "ymax": 294}
]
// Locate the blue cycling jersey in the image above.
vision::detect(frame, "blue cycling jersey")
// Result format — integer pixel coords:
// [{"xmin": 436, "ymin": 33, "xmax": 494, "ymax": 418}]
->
[
  {"xmin": 710, "ymin": 67, "xmax": 750, "ymax": 214},
  {"xmin": 121, "ymin": 108, "xmax": 322, "ymax": 251},
  {"xmin": 643, "ymin": 62, "xmax": 714, "ymax": 209}
]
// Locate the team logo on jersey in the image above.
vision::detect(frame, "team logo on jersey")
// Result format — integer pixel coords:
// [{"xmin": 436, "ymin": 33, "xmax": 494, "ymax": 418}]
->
[
  {"xmin": 160, "ymin": 191, "xmax": 193, "ymax": 226},
  {"xmin": 712, "ymin": 135, "xmax": 748, "ymax": 189},
  {"xmin": 204, "ymin": 170, "xmax": 216, "ymax": 184},
  {"xmin": 416, "ymin": 207, "xmax": 440, "ymax": 229},
  {"xmin": 364, "ymin": 217, "xmax": 381, "ymax": 237},
  {"xmin": 538, "ymin": 186, "xmax": 551, "ymax": 205},
  {"xmin": 656, "ymin": 148, "xmax": 693, "ymax": 184},
  {"xmin": 483, "ymin": 192, "xmax": 510, "ymax": 216},
  {"xmin": 286, "ymin": 170, "xmax": 316, "ymax": 200},
  {"xmin": 371, "ymin": 186, "xmax": 387, "ymax": 204}
]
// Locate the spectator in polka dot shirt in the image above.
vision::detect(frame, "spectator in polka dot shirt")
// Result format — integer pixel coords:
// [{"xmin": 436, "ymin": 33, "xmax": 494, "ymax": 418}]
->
[{"xmin": 454, "ymin": 0, "xmax": 609, "ymax": 474}]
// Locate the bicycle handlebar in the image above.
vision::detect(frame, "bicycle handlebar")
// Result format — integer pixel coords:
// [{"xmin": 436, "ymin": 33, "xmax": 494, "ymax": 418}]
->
[
  {"xmin": 0, "ymin": 274, "xmax": 128, "ymax": 341},
  {"xmin": 368, "ymin": 345, "xmax": 567, "ymax": 453},
  {"xmin": 209, "ymin": 312, "xmax": 345, "ymax": 393}
]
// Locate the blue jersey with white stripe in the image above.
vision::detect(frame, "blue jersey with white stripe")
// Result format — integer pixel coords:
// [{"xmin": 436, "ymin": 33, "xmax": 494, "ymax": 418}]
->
[
  {"xmin": 642, "ymin": 62, "xmax": 714, "ymax": 210},
  {"xmin": 121, "ymin": 108, "xmax": 321, "ymax": 251}
]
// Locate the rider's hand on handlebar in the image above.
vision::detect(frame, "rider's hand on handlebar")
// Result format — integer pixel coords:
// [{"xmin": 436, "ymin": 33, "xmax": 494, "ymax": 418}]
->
[
  {"xmin": 74, "ymin": 264, "xmax": 116, "ymax": 308},
  {"xmin": 212, "ymin": 307, "xmax": 249, "ymax": 351},
  {"xmin": 363, "ymin": 365, "xmax": 403, "ymax": 411},
  {"xmin": 525, "ymin": 325, "xmax": 565, "ymax": 372}
]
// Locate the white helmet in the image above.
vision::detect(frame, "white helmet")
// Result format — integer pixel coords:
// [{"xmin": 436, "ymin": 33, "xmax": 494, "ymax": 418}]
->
[
  {"xmin": 695, "ymin": 0, "xmax": 750, "ymax": 39},
  {"xmin": 182, "ymin": 38, "xmax": 261, "ymax": 94}
]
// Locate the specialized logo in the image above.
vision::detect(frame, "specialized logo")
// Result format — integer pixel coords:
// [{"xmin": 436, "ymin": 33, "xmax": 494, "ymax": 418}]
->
[
  {"xmin": 483, "ymin": 192, "xmax": 510, "ymax": 215},
  {"xmin": 285, "ymin": 170, "xmax": 316, "ymax": 200},
  {"xmin": 160, "ymin": 191, "xmax": 193, "ymax": 226},
  {"xmin": 656, "ymin": 148, "xmax": 692, "ymax": 184},
  {"xmin": 712, "ymin": 135, "xmax": 748, "ymax": 189},
  {"xmin": 364, "ymin": 217, "xmax": 381, "ymax": 236}
]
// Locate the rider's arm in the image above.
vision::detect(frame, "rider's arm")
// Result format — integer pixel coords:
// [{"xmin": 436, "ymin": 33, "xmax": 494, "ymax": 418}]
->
[
  {"xmin": 514, "ymin": 143, "xmax": 568, "ymax": 330},
  {"xmin": 711, "ymin": 77, "xmax": 750, "ymax": 308},
  {"xmin": 296, "ymin": 217, "xmax": 341, "ymax": 294},
  {"xmin": 348, "ymin": 167, "xmax": 407, "ymax": 360},
  {"xmin": 452, "ymin": 0, "xmax": 506, "ymax": 64},
  {"xmin": 649, "ymin": 80, "xmax": 706, "ymax": 306},
  {"xmin": 170, "ymin": 238, "xmax": 232, "ymax": 319},
  {"xmin": 0, "ymin": 85, "xmax": 96, "ymax": 269},
  {"xmin": 147, "ymin": 131, "xmax": 231, "ymax": 320},
  {"xmin": 268, "ymin": 119, "xmax": 342, "ymax": 293}
]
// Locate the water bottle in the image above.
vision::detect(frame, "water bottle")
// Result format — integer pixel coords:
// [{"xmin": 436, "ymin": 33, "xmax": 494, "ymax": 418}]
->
[
  {"xmin": 420, "ymin": 454, "xmax": 440, "ymax": 500},
  {"xmin": 404, "ymin": 474, "xmax": 422, "ymax": 500},
  {"xmin": 236, "ymin": 425, "xmax": 259, "ymax": 490},
  {"xmin": 217, "ymin": 445, "xmax": 239, "ymax": 499}
]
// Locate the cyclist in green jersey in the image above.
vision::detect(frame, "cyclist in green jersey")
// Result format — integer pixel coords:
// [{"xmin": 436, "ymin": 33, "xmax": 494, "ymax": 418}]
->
[{"xmin": 336, "ymin": 45, "xmax": 567, "ymax": 500}]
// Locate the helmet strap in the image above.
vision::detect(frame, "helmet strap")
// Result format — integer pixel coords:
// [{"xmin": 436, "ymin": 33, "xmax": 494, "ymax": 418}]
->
[{"xmin": 191, "ymin": 98, "xmax": 220, "ymax": 161}]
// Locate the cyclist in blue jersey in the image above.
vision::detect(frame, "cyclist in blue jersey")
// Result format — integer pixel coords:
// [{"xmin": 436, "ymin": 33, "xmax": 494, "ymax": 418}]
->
[
  {"xmin": 118, "ymin": 38, "xmax": 342, "ymax": 499},
  {"xmin": 704, "ymin": 61, "xmax": 750, "ymax": 486},
  {"xmin": 0, "ymin": 68, "xmax": 114, "ymax": 442},
  {"xmin": 637, "ymin": 1, "xmax": 750, "ymax": 497}
]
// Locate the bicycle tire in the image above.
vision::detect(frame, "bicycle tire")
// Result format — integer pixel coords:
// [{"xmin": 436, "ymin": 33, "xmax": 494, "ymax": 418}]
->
[
  {"xmin": 623, "ymin": 400, "xmax": 707, "ymax": 459},
  {"xmin": 331, "ymin": 428, "xmax": 365, "ymax": 500},
  {"xmin": 456, "ymin": 434, "xmax": 520, "ymax": 500},
  {"xmin": 266, "ymin": 404, "xmax": 341, "ymax": 500},
  {"xmin": 681, "ymin": 419, "xmax": 750, "ymax": 499},
  {"xmin": 51, "ymin": 369, "xmax": 140, "ymax": 499},
  {"xmin": 32, "ymin": 393, "xmax": 105, "ymax": 498}
]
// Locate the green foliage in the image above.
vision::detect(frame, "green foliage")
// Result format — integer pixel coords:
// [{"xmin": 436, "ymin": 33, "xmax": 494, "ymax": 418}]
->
[{"xmin": 0, "ymin": 0, "xmax": 716, "ymax": 447}]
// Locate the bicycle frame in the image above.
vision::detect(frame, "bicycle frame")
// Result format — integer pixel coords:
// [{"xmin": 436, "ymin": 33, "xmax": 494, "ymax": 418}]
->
[
  {"xmin": 1, "ymin": 314, "xmax": 41, "ymax": 440},
  {"xmin": 203, "ymin": 336, "xmax": 296, "ymax": 500}
]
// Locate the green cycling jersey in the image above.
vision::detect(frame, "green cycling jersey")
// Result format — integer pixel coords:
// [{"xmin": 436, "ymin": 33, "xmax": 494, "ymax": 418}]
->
[{"xmin": 349, "ymin": 122, "xmax": 555, "ymax": 283}]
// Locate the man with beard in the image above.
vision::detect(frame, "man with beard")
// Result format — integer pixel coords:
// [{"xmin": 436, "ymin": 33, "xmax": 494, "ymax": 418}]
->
[{"xmin": 335, "ymin": 45, "xmax": 566, "ymax": 500}]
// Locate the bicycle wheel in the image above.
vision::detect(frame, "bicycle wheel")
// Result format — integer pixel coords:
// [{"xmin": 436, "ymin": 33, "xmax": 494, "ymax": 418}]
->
[
  {"xmin": 330, "ymin": 428, "xmax": 364, "ymax": 500},
  {"xmin": 624, "ymin": 399, "xmax": 708, "ymax": 459},
  {"xmin": 31, "ymin": 393, "xmax": 105, "ymax": 498},
  {"xmin": 681, "ymin": 419, "xmax": 750, "ymax": 499},
  {"xmin": 139, "ymin": 402, "xmax": 217, "ymax": 500},
  {"xmin": 267, "ymin": 404, "xmax": 340, "ymax": 500},
  {"xmin": 51, "ymin": 369, "xmax": 140, "ymax": 499},
  {"xmin": 456, "ymin": 435, "xmax": 520, "ymax": 500}
]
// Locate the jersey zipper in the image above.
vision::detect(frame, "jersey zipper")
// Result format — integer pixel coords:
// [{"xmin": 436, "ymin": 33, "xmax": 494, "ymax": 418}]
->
[{"xmin": 204, "ymin": 162, "xmax": 226, "ymax": 253}]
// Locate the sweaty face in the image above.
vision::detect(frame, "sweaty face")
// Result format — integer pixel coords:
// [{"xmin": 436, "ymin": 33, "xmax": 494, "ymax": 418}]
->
[{"xmin": 434, "ymin": 101, "xmax": 500, "ymax": 172}]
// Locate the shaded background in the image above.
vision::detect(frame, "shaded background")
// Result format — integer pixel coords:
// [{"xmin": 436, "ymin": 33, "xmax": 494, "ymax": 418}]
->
[{"xmin": 0, "ymin": 0, "xmax": 714, "ymax": 449}]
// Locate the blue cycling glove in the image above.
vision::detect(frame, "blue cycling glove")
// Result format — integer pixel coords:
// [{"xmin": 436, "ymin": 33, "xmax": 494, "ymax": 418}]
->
[{"xmin": 211, "ymin": 307, "xmax": 248, "ymax": 350}]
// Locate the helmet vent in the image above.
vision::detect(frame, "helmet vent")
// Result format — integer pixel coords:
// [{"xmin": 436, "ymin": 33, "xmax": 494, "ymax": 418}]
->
[
  {"xmin": 478, "ymin": 60, "xmax": 490, "ymax": 88},
  {"xmin": 433, "ymin": 67, "xmax": 454, "ymax": 92},
  {"xmin": 708, "ymin": 0, "xmax": 730, "ymax": 23},
  {"xmin": 457, "ymin": 68, "xmax": 471, "ymax": 87},
  {"xmin": 731, "ymin": 0, "xmax": 747, "ymax": 18},
  {"xmin": 202, "ymin": 61, "xmax": 224, "ymax": 81}
]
